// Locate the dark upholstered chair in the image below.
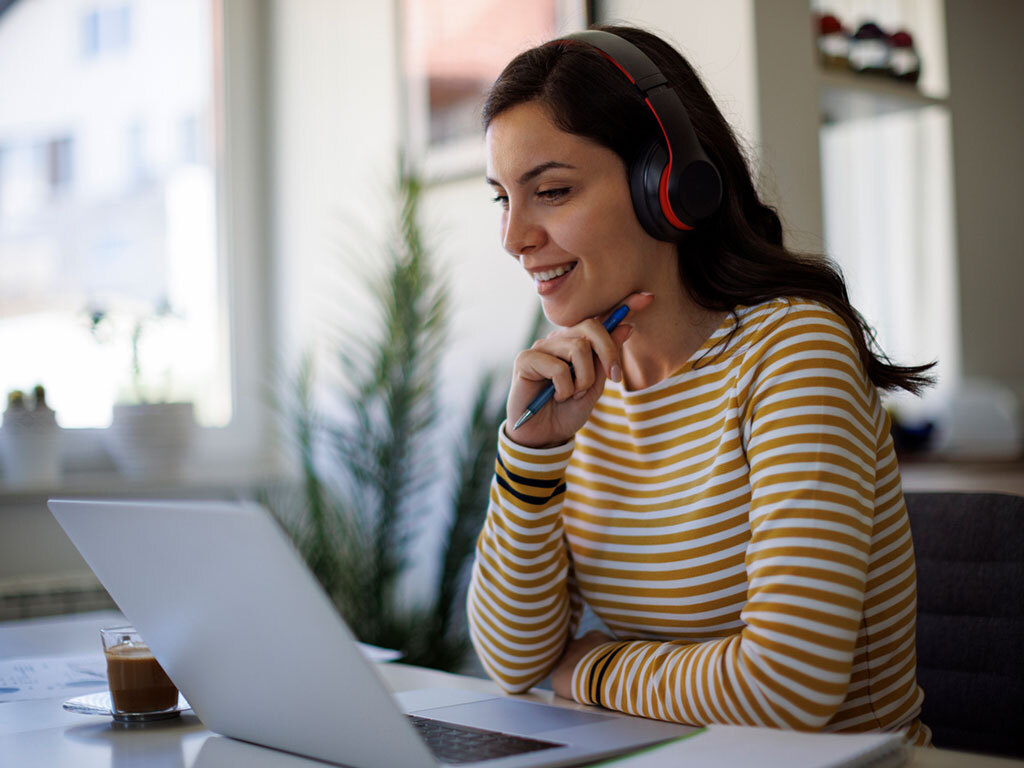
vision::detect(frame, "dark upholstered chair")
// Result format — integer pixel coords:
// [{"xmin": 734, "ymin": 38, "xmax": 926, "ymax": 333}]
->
[{"xmin": 904, "ymin": 491, "xmax": 1024, "ymax": 758}]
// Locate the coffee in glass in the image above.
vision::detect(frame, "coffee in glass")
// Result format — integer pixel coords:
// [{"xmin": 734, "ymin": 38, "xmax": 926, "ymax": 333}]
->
[{"xmin": 100, "ymin": 626, "xmax": 178, "ymax": 714}]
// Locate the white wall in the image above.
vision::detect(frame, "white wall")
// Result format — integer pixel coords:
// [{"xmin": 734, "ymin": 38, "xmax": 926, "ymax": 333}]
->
[
  {"xmin": 600, "ymin": 0, "xmax": 761, "ymax": 167},
  {"xmin": 945, "ymin": 0, "xmax": 1024, "ymax": 409},
  {"xmin": 269, "ymin": 0, "xmax": 401, "ymax": 375}
]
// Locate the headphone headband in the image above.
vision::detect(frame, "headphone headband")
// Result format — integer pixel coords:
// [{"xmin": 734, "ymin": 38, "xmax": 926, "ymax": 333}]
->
[
  {"xmin": 562, "ymin": 30, "xmax": 666, "ymax": 92},
  {"xmin": 552, "ymin": 30, "xmax": 722, "ymax": 238}
]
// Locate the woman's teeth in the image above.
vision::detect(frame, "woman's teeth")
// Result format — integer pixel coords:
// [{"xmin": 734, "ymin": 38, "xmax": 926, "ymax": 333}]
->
[{"xmin": 534, "ymin": 264, "xmax": 575, "ymax": 282}]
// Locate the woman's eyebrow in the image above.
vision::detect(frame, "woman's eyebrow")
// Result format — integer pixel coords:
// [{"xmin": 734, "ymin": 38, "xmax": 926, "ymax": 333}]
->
[{"xmin": 485, "ymin": 161, "xmax": 577, "ymax": 188}]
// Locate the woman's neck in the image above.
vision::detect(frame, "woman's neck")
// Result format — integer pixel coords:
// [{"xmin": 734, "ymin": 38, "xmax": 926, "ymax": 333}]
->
[{"xmin": 620, "ymin": 282, "xmax": 727, "ymax": 392}]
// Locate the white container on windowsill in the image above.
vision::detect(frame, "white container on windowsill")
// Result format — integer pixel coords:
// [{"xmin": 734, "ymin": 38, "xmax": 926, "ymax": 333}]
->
[
  {"xmin": 0, "ymin": 406, "xmax": 62, "ymax": 488},
  {"xmin": 105, "ymin": 402, "xmax": 195, "ymax": 480}
]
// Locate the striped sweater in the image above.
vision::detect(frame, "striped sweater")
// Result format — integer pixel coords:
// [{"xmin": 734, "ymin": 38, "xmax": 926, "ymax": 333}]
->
[{"xmin": 467, "ymin": 298, "xmax": 930, "ymax": 744}]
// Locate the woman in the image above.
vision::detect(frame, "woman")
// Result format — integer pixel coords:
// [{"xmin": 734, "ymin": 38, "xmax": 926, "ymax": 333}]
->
[{"xmin": 467, "ymin": 25, "xmax": 933, "ymax": 744}]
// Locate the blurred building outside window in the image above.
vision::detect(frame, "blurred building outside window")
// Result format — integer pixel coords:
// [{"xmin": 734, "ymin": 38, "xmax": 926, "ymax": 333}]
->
[
  {"xmin": 80, "ymin": 3, "xmax": 131, "ymax": 58},
  {"xmin": 0, "ymin": 0, "xmax": 227, "ymax": 430},
  {"xmin": 46, "ymin": 137, "xmax": 74, "ymax": 195}
]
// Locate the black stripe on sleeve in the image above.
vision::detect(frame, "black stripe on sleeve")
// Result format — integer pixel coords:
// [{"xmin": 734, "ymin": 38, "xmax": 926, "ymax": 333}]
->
[
  {"xmin": 496, "ymin": 453, "xmax": 565, "ymax": 489},
  {"xmin": 587, "ymin": 643, "xmax": 626, "ymax": 707},
  {"xmin": 495, "ymin": 473, "xmax": 566, "ymax": 507}
]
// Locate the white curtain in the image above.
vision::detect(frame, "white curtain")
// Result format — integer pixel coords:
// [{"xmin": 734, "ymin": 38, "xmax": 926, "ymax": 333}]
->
[{"xmin": 820, "ymin": 106, "xmax": 958, "ymax": 424}]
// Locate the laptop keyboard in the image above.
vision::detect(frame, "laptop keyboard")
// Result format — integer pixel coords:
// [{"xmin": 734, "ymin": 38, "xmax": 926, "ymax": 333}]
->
[{"xmin": 407, "ymin": 714, "xmax": 563, "ymax": 764}]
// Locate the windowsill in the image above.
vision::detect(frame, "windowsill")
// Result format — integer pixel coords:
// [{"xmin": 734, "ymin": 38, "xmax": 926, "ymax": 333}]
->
[
  {"xmin": 0, "ymin": 465, "xmax": 290, "ymax": 505},
  {"xmin": 0, "ymin": 406, "xmax": 286, "ymax": 504}
]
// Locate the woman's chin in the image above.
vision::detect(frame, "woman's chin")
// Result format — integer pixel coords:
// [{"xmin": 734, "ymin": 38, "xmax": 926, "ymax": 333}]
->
[{"xmin": 540, "ymin": 299, "xmax": 602, "ymax": 329}]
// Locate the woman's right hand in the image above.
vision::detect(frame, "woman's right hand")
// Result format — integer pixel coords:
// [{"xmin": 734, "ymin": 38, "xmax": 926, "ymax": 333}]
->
[{"xmin": 505, "ymin": 292, "xmax": 653, "ymax": 448}]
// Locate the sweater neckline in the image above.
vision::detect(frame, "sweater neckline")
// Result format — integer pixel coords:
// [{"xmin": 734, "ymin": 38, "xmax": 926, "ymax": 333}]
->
[{"xmin": 616, "ymin": 309, "xmax": 739, "ymax": 399}]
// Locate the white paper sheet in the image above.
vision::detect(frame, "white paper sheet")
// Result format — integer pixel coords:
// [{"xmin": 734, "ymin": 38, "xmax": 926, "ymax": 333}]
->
[
  {"xmin": 0, "ymin": 655, "xmax": 108, "ymax": 703},
  {"xmin": 601, "ymin": 725, "xmax": 907, "ymax": 768}
]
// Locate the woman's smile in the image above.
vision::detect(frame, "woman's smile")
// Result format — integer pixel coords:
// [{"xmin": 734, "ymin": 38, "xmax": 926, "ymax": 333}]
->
[{"xmin": 529, "ymin": 261, "xmax": 578, "ymax": 294}]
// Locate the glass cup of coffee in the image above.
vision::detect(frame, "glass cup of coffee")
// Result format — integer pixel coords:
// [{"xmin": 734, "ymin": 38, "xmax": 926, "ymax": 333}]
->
[{"xmin": 100, "ymin": 626, "xmax": 179, "ymax": 715}]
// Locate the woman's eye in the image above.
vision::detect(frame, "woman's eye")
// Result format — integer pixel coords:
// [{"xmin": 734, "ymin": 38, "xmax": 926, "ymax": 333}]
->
[
  {"xmin": 491, "ymin": 194, "xmax": 509, "ymax": 209},
  {"xmin": 538, "ymin": 187, "xmax": 570, "ymax": 202}
]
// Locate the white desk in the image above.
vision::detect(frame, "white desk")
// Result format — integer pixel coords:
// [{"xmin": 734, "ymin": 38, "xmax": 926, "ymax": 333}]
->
[{"xmin": 1, "ymin": 612, "xmax": 1020, "ymax": 767}]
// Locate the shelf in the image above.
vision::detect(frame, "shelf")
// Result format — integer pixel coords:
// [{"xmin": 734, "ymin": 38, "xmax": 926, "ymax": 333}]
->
[
  {"xmin": 900, "ymin": 459, "xmax": 1024, "ymax": 497},
  {"xmin": 819, "ymin": 69, "xmax": 948, "ymax": 124}
]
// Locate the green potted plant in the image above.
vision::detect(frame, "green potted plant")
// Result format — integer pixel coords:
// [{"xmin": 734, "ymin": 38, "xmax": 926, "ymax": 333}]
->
[{"xmin": 266, "ymin": 168, "xmax": 538, "ymax": 671}]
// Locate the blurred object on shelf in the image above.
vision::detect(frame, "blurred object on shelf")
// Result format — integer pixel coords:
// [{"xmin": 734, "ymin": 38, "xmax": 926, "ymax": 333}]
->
[
  {"xmin": 888, "ymin": 30, "xmax": 921, "ymax": 84},
  {"xmin": 889, "ymin": 409, "xmax": 936, "ymax": 458},
  {"xmin": 849, "ymin": 21, "xmax": 890, "ymax": 76},
  {"xmin": 932, "ymin": 379, "xmax": 1023, "ymax": 460},
  {"xmin": 816, "ymin": 12, "xmax": 850, "ymax": 71},
  {"xmin": 814, "ymin": 9, "xmax": 925, "ymax": 88},
  {"xmin": 0, "ymin": 385, "xmax": 62, "ymax": 488}
]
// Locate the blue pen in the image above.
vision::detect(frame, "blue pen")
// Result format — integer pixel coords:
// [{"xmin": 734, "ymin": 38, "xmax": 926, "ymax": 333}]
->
[{"xmin": 512, "ymin": 304, "xmax": 630, "ymax": 431}]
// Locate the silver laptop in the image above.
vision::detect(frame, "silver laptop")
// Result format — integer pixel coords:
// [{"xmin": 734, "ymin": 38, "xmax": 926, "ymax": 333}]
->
[{"xmin": 49, "ymin": 498, "xmax": 692, "ymax": 767}]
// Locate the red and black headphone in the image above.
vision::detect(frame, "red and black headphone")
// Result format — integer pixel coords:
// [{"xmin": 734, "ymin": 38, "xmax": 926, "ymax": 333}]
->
[{"xmin": 554, "ymin": 30, "xmax": 722, "ymax": 241}]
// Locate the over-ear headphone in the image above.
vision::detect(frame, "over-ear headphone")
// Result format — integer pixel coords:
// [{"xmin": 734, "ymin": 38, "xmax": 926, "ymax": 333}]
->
[{"xmin": 554, "ymin": 30, "xmax": 722, "ymax": 241}]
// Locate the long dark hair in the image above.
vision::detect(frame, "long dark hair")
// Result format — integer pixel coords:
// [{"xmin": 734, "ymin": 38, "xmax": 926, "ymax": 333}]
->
[{"xmin": 483, "ymin": 25, "xmax": 934, "ymax": 394}]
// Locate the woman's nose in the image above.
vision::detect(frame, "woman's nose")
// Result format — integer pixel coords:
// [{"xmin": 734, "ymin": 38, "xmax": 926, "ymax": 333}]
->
[{"xmin": 502, "ymin": 205, "xmax": 545, "ymax": 257}]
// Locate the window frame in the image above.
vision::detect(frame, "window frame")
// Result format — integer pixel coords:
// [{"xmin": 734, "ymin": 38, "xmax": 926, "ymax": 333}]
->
[{"xmin": 52, "ymin": 0, "xmax": 277, "ymax": 487}]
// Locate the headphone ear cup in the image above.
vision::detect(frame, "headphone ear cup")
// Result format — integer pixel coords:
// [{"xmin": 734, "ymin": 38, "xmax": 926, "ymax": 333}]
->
[{"xmin": 629, "ymin": 143, "xmax": 685, "ymax": 243}]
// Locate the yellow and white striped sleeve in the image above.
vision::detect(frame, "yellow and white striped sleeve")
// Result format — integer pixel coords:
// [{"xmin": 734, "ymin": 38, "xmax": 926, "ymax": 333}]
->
[
  {"xmin": 467, "ymin": 425, "xmax": 584, "ymax": 693},
  {"xmin": 569, "ymin": 306, "xmax": 878, "ymax": 728}
]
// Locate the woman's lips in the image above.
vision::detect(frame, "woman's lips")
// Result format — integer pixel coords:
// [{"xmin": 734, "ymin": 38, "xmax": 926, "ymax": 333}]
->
[{"xmin": 530, "ymin": 262, "xmax": 577, "ymax": 295}]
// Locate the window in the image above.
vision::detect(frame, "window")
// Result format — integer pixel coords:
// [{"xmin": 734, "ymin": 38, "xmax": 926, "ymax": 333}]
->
[
  {"xmin": 81, "ymin": 8, "xmax": 100, "ymax": 56},
  {"xmin": 81, "ymin": 4, "xmax": 132, "ymax": 58},
  {"xmin": 0, "ymin": 0, "xmax": 226, "ymax": 430},
  {"xmin": 45, "ymin": 137, "xmax": 74, "ymax": 195},
  {"xmin": 400, "ymin": 0, "xmax": 588, "ymax": 179}
]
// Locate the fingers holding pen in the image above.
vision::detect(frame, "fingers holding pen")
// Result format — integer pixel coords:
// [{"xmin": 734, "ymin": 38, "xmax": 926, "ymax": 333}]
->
[
  {"xmin": 506, "ymin": 333, "xmax": 606, "ymax": 447},
  {"xmin": 518, "ymin": 335, "xmax": 597, "ymax": 402},
  {"xmin": 505, "ymin": 292, "xmax": 654, "ymax": 446},
  {"xmin": 515, "ymin": 291, "xmax": 654, "ymax": 402}
]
